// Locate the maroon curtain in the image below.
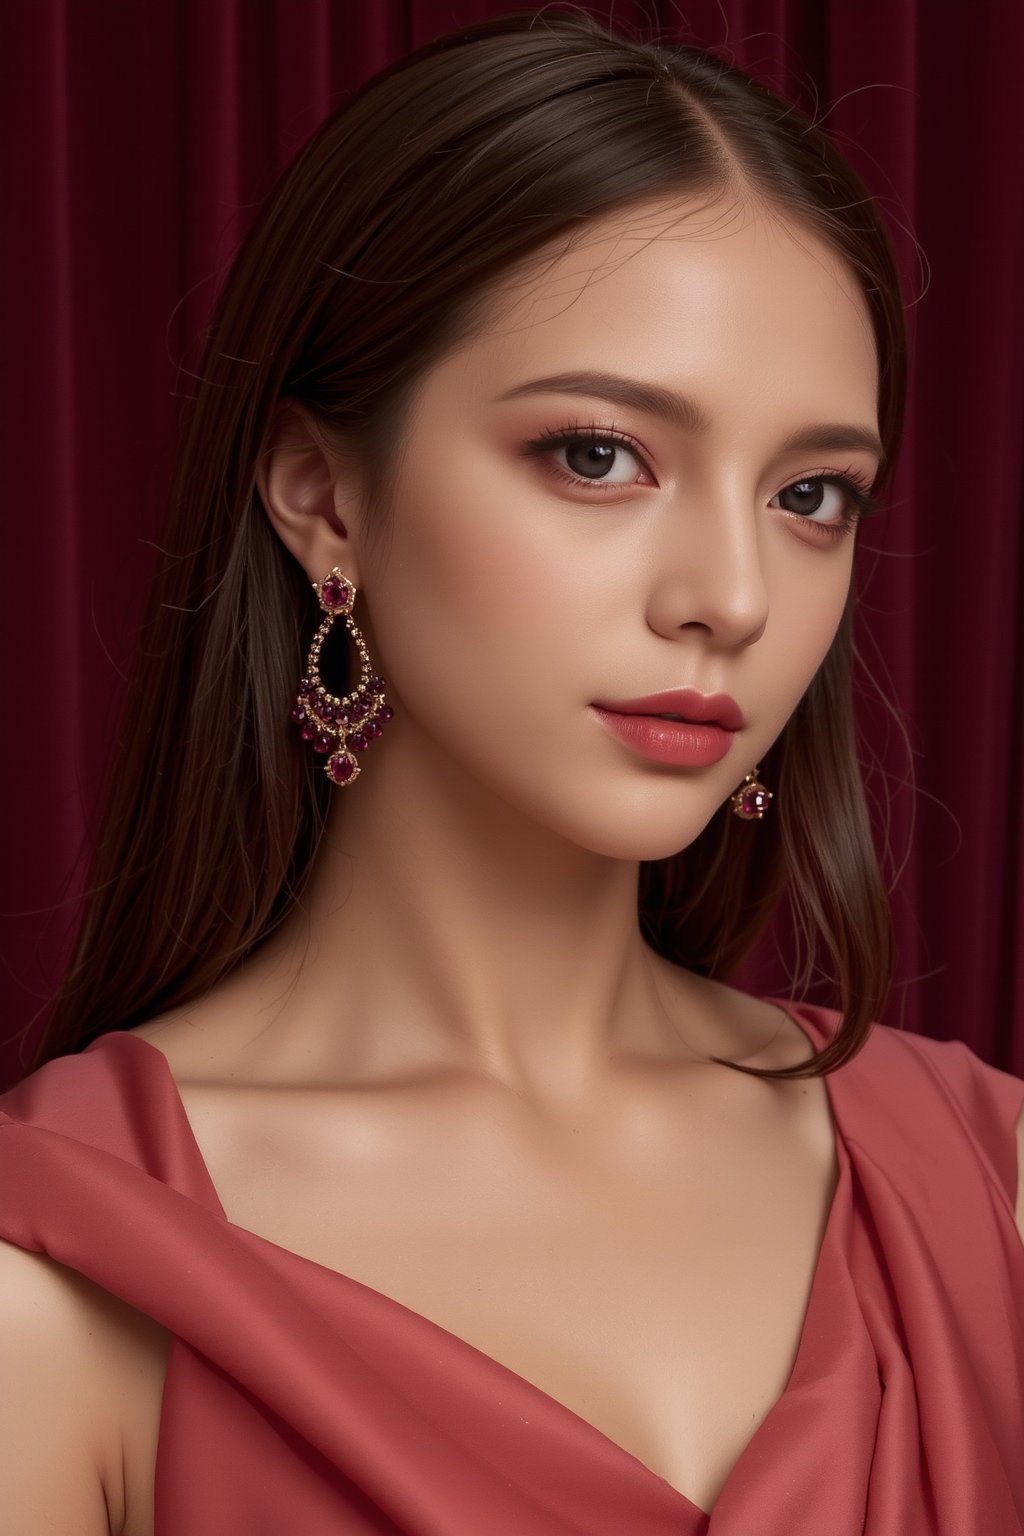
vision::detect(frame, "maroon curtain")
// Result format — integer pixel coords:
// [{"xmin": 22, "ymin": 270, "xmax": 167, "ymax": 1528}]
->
[{"xmin": 2, "ymin": 0, "xmax": 1021, "ymax": 1088}]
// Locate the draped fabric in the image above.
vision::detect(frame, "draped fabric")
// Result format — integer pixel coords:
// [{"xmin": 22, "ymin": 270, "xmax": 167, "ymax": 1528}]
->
[
  {"xmin": 1, "ymin": 1, "xmax": 1022, "ymax": 1085},
  {"xmin": 1, "ymin": 999, "xmax": 1022, "ymax": 1531}
]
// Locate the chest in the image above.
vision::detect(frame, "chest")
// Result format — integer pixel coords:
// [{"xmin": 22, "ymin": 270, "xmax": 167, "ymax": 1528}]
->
[{"xmin": 121, "ymin": 1068, "xmax": 837, "ymax": 1524}]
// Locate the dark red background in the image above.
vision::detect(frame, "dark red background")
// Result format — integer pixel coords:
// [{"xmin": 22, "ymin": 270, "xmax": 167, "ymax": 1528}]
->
[{"xmin": 2, "ymin": 1, "xmax": 1021, "ymax": 1087}]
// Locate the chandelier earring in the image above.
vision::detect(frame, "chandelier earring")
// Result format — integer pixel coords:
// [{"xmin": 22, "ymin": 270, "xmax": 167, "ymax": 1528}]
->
[{"xmin": 289, "ymin": 567, "xmax": 394, "ymax": 787}]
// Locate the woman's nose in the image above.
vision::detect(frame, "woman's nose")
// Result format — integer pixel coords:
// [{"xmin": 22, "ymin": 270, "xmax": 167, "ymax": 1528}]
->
[{"xmin": 645, "ymin": 490, "xmax": 770, "ymax": 649}]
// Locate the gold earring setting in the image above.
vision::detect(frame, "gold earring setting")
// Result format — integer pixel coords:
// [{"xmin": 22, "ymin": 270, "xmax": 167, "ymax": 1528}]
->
[
  {"xmin": 290, "ymin": 567, "xmax": 393, "ymax": 787},
  {"xmin": 730, "ymin": 768, "xmax": 773, "ymax": 820}
]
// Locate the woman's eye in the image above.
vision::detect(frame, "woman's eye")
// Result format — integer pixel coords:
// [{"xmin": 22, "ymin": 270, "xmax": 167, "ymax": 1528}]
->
[
  {"xmin": 554, "ymin": 436, "xmax": 643, "ymax": 484},
  {"xmin": 770, "ymin": 477, "xmax": 847, "ymax": 523},
  {"xmin": 522, "ymin": 428, "xmax": 652, "ymax": 488}
]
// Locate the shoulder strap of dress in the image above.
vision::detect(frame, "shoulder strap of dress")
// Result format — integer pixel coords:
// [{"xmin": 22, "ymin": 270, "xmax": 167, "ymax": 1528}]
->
[
  {"xmin": 870, "ymin": 1026, "xmax": 1024, "ymax": 1207},
  {"xmin": 768, "ymin": 998, "xmax": 1024, "ymax": 1209},
  {"xmin": 0, "ymin": 1032, "xmax": 223, "ymax": 1208}
]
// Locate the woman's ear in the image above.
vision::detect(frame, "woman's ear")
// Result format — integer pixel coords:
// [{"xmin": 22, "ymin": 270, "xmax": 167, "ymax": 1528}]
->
[{"xmin": 256, "ymin": 401, "xmax": 365, "ymax": 588}]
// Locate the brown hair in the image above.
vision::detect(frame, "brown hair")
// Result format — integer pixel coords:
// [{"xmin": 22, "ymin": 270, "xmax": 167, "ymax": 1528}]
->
[{"xmin": 28, "ymin": 7, "xmax": 905, "ymax": 1081}]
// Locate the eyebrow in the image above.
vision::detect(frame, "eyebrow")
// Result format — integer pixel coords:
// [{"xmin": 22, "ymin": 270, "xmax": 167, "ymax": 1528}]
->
[{"xmin": 495, "ymin": 370, "xmax": 885, "ymax": 468}]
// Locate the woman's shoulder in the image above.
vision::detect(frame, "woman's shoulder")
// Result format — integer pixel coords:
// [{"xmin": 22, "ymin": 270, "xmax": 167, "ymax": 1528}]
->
[
  {"xmin": 1, "ymin": 1030, "xmax": 146, "ymax": 1129},
  {"xmin": 0, "ymin": 1030, "xmax": 181, "ymax": 1178},
  {"xmin": 0, "ymin": 1036, "xmax": 173, "ymax": 1536},
  {"xmin": 774, "ymin": 996, "xmax": 1024, "ymax": 1124},
  {"xmin": 0, "ymin": 1027, "xmax": 224, "ymax": 1258},
  {"xmin": 782, "ymin": 1001, "xmax": 1024, "ymax": 1234},
  {"xmin": 0, "ymin": 1230, "xmax": 136, "ymax": 1535},
  {"xmin": 853, "ymin": 1016, "xmax": 1024, "ymax": 1142},
  {"xmin": 868, "ymin": 1019, "xmax": 1024, "ymax": 1227}
]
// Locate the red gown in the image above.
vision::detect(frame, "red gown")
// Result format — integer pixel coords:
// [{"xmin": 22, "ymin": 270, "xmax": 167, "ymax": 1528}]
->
[{"xmin": 1, "ymin": 998, "xmax": 1022, "ymax": 1533}]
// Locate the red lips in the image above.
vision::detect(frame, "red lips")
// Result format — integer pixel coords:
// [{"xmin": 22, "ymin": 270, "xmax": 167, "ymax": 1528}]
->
[{"xmin": 592, "ymin": 688, "xmax": 744, "ymax": 731}]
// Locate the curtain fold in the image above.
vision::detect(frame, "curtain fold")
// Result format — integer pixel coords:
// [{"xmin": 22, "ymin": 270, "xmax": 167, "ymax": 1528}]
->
[{"xmin": 1, "ymin": 0, "xmax": 1020, "ymax": 1086}]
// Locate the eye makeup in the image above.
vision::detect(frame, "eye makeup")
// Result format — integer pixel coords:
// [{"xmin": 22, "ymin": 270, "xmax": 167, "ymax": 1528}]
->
[{"xmin": 518, "ymin": 420, "xmax": 882, "ymax": 541}]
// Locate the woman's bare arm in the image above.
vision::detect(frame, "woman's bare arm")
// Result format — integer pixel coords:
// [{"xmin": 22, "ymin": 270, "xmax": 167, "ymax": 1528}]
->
[{"xmin": 0, "ymin": 1238, "xmax": 128, "ymax": 1536}]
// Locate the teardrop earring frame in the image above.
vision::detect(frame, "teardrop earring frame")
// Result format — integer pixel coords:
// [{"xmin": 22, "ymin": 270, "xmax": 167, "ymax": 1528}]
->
[{"xmin": 289, "ymin": 567, "xmax": 394, "ymax": 787}]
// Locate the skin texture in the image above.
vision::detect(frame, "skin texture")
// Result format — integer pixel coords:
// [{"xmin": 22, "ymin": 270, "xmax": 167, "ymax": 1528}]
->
[
  {"xmin": 117, "ymin": 193, "xmax": 1024, "ymax": 1529},
  {"xmin": 221, "ymin": 192, "xmax": 881, "ymax": 1096}
]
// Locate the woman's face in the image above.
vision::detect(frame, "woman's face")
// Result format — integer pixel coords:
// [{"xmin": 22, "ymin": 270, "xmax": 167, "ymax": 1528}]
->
[{"xmin": 352, "ymin": 195, "xmax": 881, "ymax": 860}]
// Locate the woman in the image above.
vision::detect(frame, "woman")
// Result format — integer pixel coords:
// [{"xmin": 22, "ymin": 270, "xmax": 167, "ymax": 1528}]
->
[{"xmin": 1, "ymin": 10, "xmax": 1022, "ymax": 1534}]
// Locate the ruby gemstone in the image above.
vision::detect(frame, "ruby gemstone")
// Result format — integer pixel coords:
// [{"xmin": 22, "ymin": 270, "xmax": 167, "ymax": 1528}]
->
[
  {"xmin": 349, "ymin": 732, "xmax": 368, "ymax": 751},
  {"xmin": 327, "ymin": 754, "xmax": 355, "ymax": 783},
  {"xmin": 321, "ymin": 575, "xmax": 349, "ymax": 609}
]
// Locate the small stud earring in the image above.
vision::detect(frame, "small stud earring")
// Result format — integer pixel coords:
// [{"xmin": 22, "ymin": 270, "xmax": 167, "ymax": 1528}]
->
[{"xmin": 730, "ymin": 768, "xmax": 773, "ymax": 820}]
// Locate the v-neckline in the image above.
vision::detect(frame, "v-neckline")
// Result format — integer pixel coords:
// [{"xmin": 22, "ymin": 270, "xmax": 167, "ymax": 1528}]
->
[{"xmin": 99, "ymin": 994, "xmax": 846, "ymax": 1524}]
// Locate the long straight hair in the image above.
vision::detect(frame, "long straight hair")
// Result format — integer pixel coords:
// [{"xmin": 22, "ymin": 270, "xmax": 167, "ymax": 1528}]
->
[{"xmin": 30, "ymin": 8, "xmax": 906, "ymax": 1081}]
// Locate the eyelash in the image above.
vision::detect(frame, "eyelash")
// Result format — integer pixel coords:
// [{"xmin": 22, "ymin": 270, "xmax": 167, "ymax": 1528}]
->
[{"xmin": 521, "ymin": 421, "xmax": 882, "ymax": 541}]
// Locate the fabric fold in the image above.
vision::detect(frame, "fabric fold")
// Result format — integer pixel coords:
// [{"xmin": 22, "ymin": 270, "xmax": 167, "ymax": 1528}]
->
[{"xmin": 1, "ymin": 1001, "xmax": 1022, "ymax": 1534}]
